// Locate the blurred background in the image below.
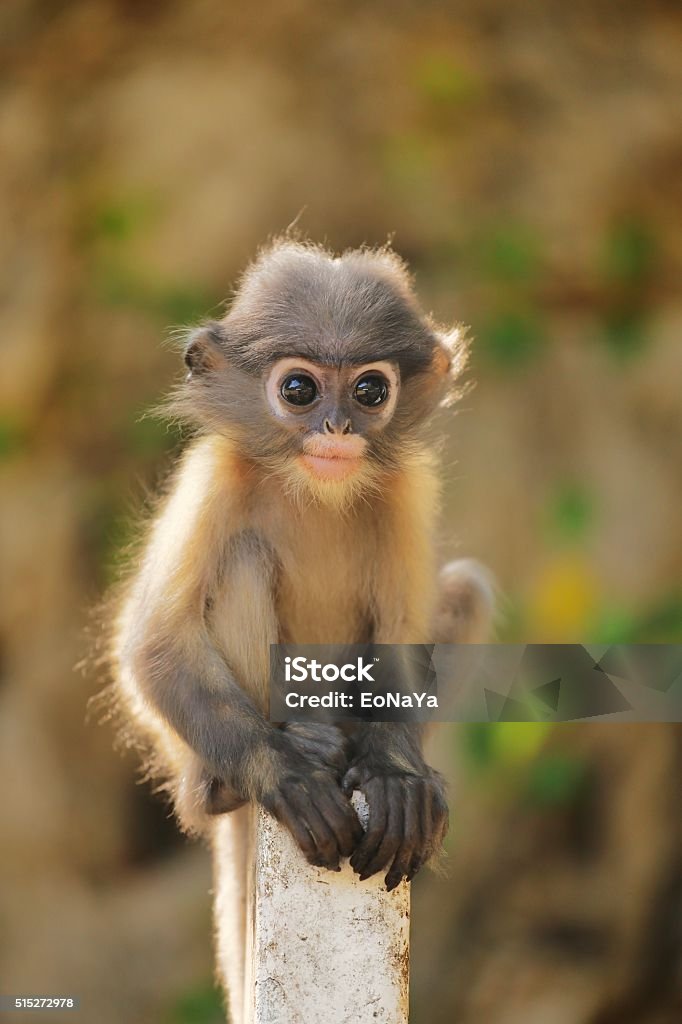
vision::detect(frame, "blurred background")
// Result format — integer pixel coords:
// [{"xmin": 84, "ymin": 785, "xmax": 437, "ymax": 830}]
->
[{"xmin": 1, "ymin": 1, "xmax": 681, "ymax": 1022}]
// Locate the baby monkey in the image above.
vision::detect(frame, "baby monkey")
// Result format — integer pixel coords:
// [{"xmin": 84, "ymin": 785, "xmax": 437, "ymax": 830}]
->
[{"xmin": 113, "ymin": 240, "xmax": 492, "ymax": 1018}]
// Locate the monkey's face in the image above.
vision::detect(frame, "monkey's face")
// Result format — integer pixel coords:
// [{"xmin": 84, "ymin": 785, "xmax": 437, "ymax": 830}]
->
[
  {"xmin": 179, "ymin": 329, "xmax": 454, "ymax": 506},
  {"xmin": 264, "ymin": 357, "xmax": 400, "ymax": 486},
  {"xmin": 173, "ymin": 242, "xmax": 469, "ymax": 504}
]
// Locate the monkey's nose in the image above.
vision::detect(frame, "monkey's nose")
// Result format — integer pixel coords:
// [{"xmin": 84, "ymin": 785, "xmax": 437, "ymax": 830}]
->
[{"xmin": 323, "ymin": 418, "xmax": 352, "ymax": 435}]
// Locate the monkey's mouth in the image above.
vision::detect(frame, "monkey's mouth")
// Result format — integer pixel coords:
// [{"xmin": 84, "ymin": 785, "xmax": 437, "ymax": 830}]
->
[
  {"xmin": 300, "ymin": 453, "xmax": 363, "ymax": 481},
  {"xmin": 300, "ymin": 436, "xmax": 367, "ymax": 481}
]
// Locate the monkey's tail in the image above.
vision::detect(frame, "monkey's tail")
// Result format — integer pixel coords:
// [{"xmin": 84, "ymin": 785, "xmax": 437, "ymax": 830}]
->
[{"xmin": 433, "ymin": 558, "xmax": 497, "ymax": 645}]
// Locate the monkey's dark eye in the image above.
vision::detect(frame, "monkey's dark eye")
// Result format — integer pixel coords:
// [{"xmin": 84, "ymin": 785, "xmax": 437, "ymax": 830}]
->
[
  {"xmin": 280, "ymin": 373, "xmax": 318, "ymax": 406},
  {"xmin": 353, "ymin": 374, "xmax": 389, "ymax": 408}
]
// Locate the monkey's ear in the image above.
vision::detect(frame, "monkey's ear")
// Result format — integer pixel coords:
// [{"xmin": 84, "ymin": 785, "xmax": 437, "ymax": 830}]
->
[
  {"xmin": 432, "ymin": 326, "xmax": 470, "ymax": 405},
  {"xmin": 183, "ymin": 322, "xmax": 229, "ymax": 379}
]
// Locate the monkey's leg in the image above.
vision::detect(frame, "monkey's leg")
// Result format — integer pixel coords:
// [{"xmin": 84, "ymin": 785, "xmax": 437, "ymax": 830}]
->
[
  {"xmin": 212, "ymin": 803, "xmax": 254, "ymax": 1024},
  {"xmin": 432, "ymin": 557, "xmax": 495, "ymax": 644}
]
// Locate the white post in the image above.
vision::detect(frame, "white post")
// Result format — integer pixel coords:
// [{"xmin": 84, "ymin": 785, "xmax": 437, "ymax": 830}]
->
[{"xmin": 243, "ymin": 793, "xmax": 410, "ymax": 1024}]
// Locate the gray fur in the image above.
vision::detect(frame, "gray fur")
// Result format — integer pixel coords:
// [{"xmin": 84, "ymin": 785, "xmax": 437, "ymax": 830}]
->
[
  {"xmin": 168, "ymin": 240, "xmax": 467, "ymax": 473},
  {"xmin": 221, "ymin": 241, "xmax": 440, "ymax": 376}
]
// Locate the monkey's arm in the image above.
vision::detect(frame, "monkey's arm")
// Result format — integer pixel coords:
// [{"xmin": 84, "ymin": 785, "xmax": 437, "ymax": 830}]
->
[
  {"xmin": 117, "ymin": 441, "xmax": 361, "ymax": 867},
  {"xmin": 343, "ymin": 558, "xmax": 493, "ymax": 889},
  {"xmin": 342, "ymin": 628, "xmax": 448, "ymax": 890},
  {"xmin": 342, "ymin": 722, "xmax": 447, "ymax": 891}
]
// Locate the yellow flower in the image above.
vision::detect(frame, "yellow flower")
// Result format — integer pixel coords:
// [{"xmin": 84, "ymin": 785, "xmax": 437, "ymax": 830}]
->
[{"xmin": 527, "ymin": 556, "xmax": 600, "ymax": 641}]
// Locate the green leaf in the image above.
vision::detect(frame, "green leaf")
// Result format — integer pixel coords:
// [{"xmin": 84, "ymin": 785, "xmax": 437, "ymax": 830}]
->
[
  {"xmin": 479, "ymin": 310, "xmax": 544, "ymax": 368},
  {"xmin": 603, "ymin": 218, "xmax": 657, "ymax": 285},
  {"xmin": 91, "ymin": 259, "xmax": 215, "ymax": 326},
  {"xmin": 89, "ymin": 194, "xmax": 160, "ymax": 243},
  {"xmin": 413, "ymin": 54, "xmax": 480, "ymax": 105},
  {"xmin": 546, "ymin": 482, "xmax": 595, "ymax": 544},
  {"xmin": 476, "ymin": 224, "xmax": 541, "ymax": 283},
  {"xmin": 0, "ymin": 416, "xmax": 29, "ymax": 460},
  {"xmin": 381, "ymin": 132, "xmax": 435, "ymax": 190},
  {"xmin": 156, "ymin": 284, "xmax": 214, "ymax": 324},
  {"xmin": 589, "ymin": 606, "xmax": 637, "ymax": 644},
  {"xmin": 168, "ymin": 982, "xmax": 224, "ymax": 1024},
  {"xmin": 490, "ymin": 723, "xmax": 551, "ymax": 763},
  {"xmin": 601, "ymin": 307, "xmax": 649, "ymax": 361},
  {"xmin": 124, "ymin": 413, "xmax": 183, "ymax": 458},
  {"xmin": 636, "ymin": 592, "xmax": 682, "ymax": 643},
  {"xmin": 461, "ymin": 723, "xmax": 551, "ymax": 772},
  {"xmin": 461, "ymin": 723, "xmax": 496, "ymax": 769},
  {"xmin": 525, "ymin": 753, "xmax": 587, "ymax": 806}
]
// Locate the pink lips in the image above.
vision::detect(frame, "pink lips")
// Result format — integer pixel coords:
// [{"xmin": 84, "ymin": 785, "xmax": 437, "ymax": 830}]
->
[
  {"xmin": 301, "ymin": 454, "xmax": 362, "ymax": 480},
  {"xmin": 300, "ymin": 437, "xmax": 366, "ymax": 481}
]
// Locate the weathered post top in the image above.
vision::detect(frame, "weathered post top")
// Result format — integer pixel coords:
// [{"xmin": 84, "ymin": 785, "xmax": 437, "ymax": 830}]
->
[{"xmin": 244, "ymin": 793, "xmax": 411, "ymax": 1024}]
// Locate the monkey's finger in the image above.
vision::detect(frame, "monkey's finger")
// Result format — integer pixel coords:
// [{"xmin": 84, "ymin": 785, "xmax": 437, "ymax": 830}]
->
[
  {"xmin": 268, "ymin": 792, "xmax": 320, "ymax": 866},
  {"xmin": 312, "ymin": 783, "xmax": 364, "ymax": 858},
  {"xmin": 420, "ymin": 782, "xmax": 448, "ymax": 863},
  {"xmin": 349, "ymin": 777, "xmax": 389, "ymax": 876},
  {"xmin": 421, "ymin": 790, "xmax": 449, "ymax": 876},
  {"xmin": 341, "ymin": 765, "xmax": 363, "ymax": 796},
  {"xmin": 289, "ymin": 788, "xmax": 342, "ymax": 870},
  {"xmin": 358, "ymin": 776, "xmax": 404, "ymax": 881},
  {"xmin": 431, "ymin": 788, "xmax": 450, "ymax": 850},
  {"xmin": 385, "ymin": 780, "xmax": 419, "ymax": 891},
  {"xmin": 407, "ymin": 779, "xmax": 434, "ymax": 881}
]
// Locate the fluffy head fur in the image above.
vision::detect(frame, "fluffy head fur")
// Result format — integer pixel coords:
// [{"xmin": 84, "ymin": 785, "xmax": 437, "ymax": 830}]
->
[{"xmin": 166, "ymin": 239, "xmax": 468, "ymax": 504}]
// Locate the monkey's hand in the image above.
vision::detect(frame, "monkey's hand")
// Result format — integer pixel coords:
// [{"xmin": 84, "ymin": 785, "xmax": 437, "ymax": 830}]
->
[
  {"xmin": 260, "ymin": 731, "xmax": 364, "ymax": 872},
  {"xmin": 199, "ymin": 725, "xmax": 354, "ymax": 857},
  {"xmin": 342, "ymin": 741, "xmax": 448, "ymax": 891},
  {"xmin": 282, "ymin": 722, "xmax": 352, "ymax": 779}
]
